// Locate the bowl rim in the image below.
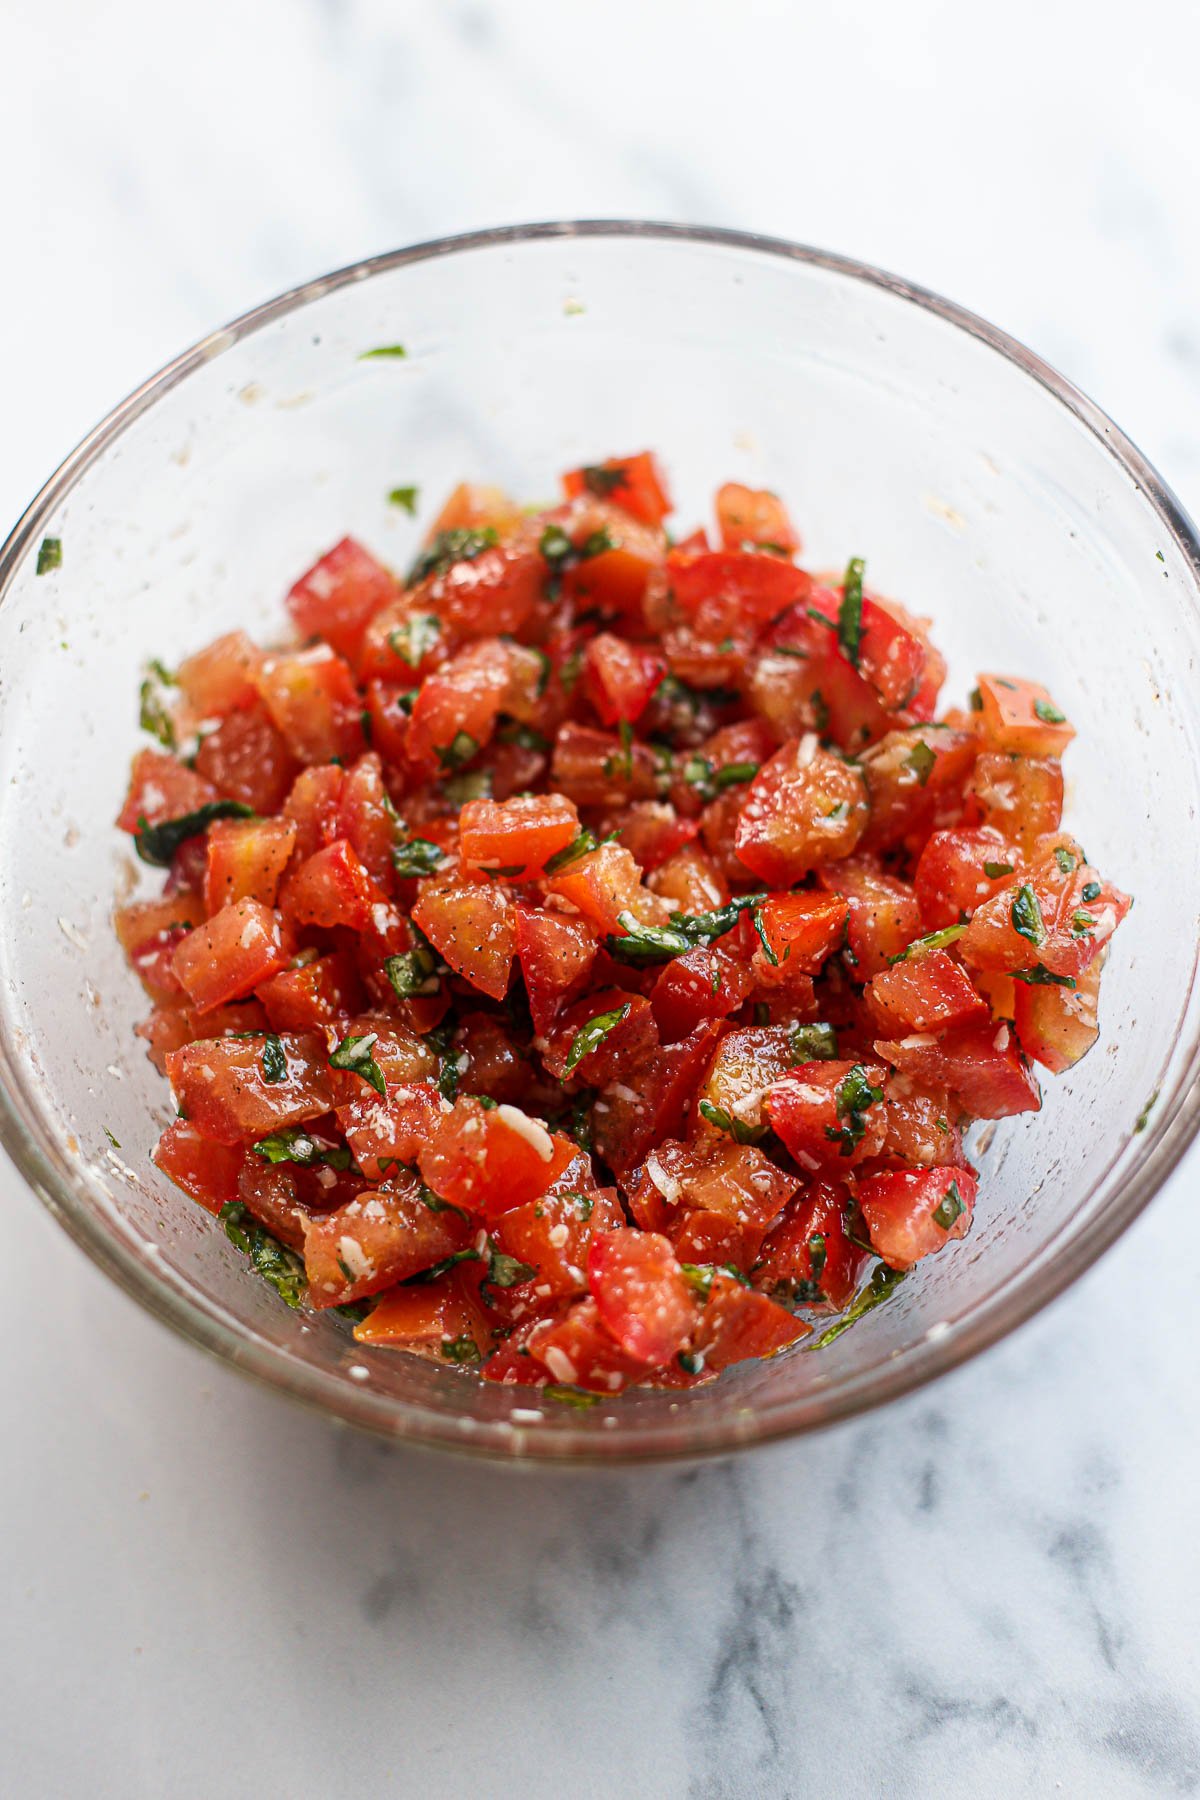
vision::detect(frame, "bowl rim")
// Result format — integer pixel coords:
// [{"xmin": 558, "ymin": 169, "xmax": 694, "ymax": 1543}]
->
[{"xmin": 3, "ymin": 218, "xmax": 1200, "ymax": 1464}]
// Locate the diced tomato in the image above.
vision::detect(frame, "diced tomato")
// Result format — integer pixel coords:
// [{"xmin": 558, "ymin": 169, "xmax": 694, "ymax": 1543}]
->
[
  {"xmin": 256, "ymin": 949, "xmax": 365, "ymax": 1031},
  {"xmin": 412, "ymin": 877, "xmax": 516, "ymax": 1001},
  {"xmin": 592, "ymin": 1020, "xmax": 725, "ymax": 1181},
  {"xmin": 735, "ymin": 740, "xmax": 868, "ymax": 884},
  {"xmin": 587, "ymin": 1229, "xmax": 696, "ymax": 1364},
  {"xmin": 176, "ymin": 630, "xmax": 261, "ymax": 719},
  {"xmin": 857, "ymin": 1165, "xmax": 977, "ymax": 1268},
  {"xmin": 152, "ymin": 1120, "xmax": 246, "ymax": 1215},
  {"xmin": 961, "ymin": 839, "xmax": 1131, "ymax": 981},
  {"xmin": 690, "ymin": 1273, "xmax": 809, "ymax": 1371},
  {"xmin": 116, "ymin": 749, "xmax": 219, "ymax": 835},
  {"xmin": 165, "ymin": 1030, "xmax": 334, "ymax": 1145},
  {"xmin": 715, "ymin": 483, "xmax": 801, "ymax": 554},
  {"xmin": 583, "ymin": 633, "xmax": 666, "ymax": 726},
  {"xmin": 279, "ymin": 839, "xmax": 383, "ymax": 933},
  {"xmin": 337, "ymin": 753, "xmax": 397, "ymax": 888},
  {"xmin": 648, "ymin": 841, "xmax": 729, "ymax": 915},
  {"xmin": 816, "ymin": 860, "xmax": 922, "ymax": 978},
  {"xmin": 750, "ymin": 620, "xmax": 891, "ymax": 752},
  {"xmin": 514, "ymin": 903, "xmax": 599, "ymax": 1034},
  {"xmin": 765, "ymin": 1060, "xmax": 889, "ymax": 1170},
  {"xmin": 493, "ymin": 1184, "xmax": 624, "ymax": 1303},
  {"xmin": 255, "ymin": 646, "xmax": 366, "ymax": 767},
  {"xmin": 352, "ymin": 1273, "xmax": 488, "ymax": 1359},
  {"xmin": 418, "ymin": 1097, "xmax": 575, "ymax": 1221},
  {"xmin": 542, "ymin": 989, "xmax": 658, "ymax": 1085},
  {"xmin": 859, "ymin": 725, "xmax": 978, "ymax": 853},
  {"xmin": 405, "ymin": 638, "xmax": 511, "ymax": 773},
  {"xmin": 651, "ymin": 946, "xmax": 753, "ymax": 1041},
  {"xmin": 1013, "ymin": 955, "xmax": 1102, "ymax": 1073},
  {"xmin": 459, "ymin": 793, "xmax": 579, "ymax": 881},
  {"xmin": 914, "ymin": 827, "xmax": 1016, "ymax": 931},
  {"xmin": 670, "ymin": 549, "xmax": 811, "ymax": 641},
  {"xmin": 698, "ymin": 1025, "xmax": 794, "ymax": 1143},
  {"xmin": 876, "ymin": 1021, "xmax": 1041, "ymax": 1119},
  {"xmin": 755, "ymin": 1181, "xmax": 866, "ymax": 1311},
  {"xmin": 543, "ymin": 840, "xmax": 669, "ymax": 935},
  {"xmin": 416, "ymin": 545, "xmax": 544, "ymax": 640},
  {"xmin": 204, "ymin": 817, "xmax": 296, "ymax": 914},
  {"xmin": 286, "ymin": 537, "xmax": 396, "ymax": 664},
  {"xmin": 170, "ymin": 899, "xmax": 290, "ymax": 1013},
  {"xmin": 613, "ymin": 802, "xmax": 700, "ymax": 874},
  {"xmin": 753, "ymin": 891, "xmax": 850, "ymax": 973},
  {"xmin": 282, "ymin": 764, "xmax": 345, "ymax": 864},
  {"xmin": 525, "ymin": 1298, "xmax": 648, "ymax": 1393},
  {"xmin": 562, "ymin": 452, "xmax": 672, "ymax": 527},
  {"xmin": 867, "ymin": 948, "xmax": 989, "ymax": 1034},
  {"xmin": 115, "ymin": 891, "xmax": 207, "ymax": 999},
  {"xmin": 966, "ymin": 750, "xmax": 1063, "ymax": 852},
  {"xmin": 976, "ymin": 674, "xmax": 1075, "ymax": 758},
  {"xmin": 558, "ymin": 505, "xmax": 666, "ymax": 619},
  {"xmin": 804, "ymin": 582, "xmax": 929, "ymax": 713},
  {"xmin": 550, "ymin": 721, "xmax": 663, "ymax": 809},
  {"xmin": 337, "ymin": 1081, "xmax": 444, "ymax": 1181},
  {"xmin": 302, "ymin": 1171, "xmax": 471, "ymax": 1307},
  {"xmin": 427, "ymin": 482, "xmax": 522, "ymax": 540},
  {"xmin": 194, "ymin": 702, "xmax": 299, "ymax": 817},
  {"xmin": 363, "ymin": 679, "xmax": 414, "ymax": 766}
]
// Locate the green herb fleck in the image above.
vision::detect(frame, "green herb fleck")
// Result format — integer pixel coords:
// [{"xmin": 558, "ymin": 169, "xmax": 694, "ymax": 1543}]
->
[
  {"xmin": 543, "ymin": 1384, "xmax": 601, "ymax": 1408},
  {"xmin": 838, "ymin": 557, "xmax": 866, "ymax": 668},
  {"xmin": 564, "ymin": 1003, "xmax": 630, "ymax": 1076},
  {"xmin": 698, "ymin": 1098, "xmax": 766, "ymax": 1145},
  {"xmin": 139, "ymin": 659, "xmax": 178, "ymax": 750},
  {"xmin": 329, "ymin": 1032, "xmax": 387, "ymax": 1097},
  {"xmin": 906, "ymin": 740, "xmax": 936, "ymax": 787},
  {"xmin": 1033, "ymin": 698, "xmax": 1067, "ymax": 724},
  {"xmin": 790, "ymin": 1021, "xmax": 839, "ymax": 1063},
  {"xmin": 217, "ymin": 1201, "xmax": 307, "ymax": 1309},
  {"xmin": 1011, "ymin": 884, "xmax": 1046, "ymax": 947},
  {"xmin": 440, "ymin": 1334, "xmax": 481, "ymax": 1364},
  {"xmin": 486, "ymin": 1245, "xmax": 536, "ymax": 1289},
  {"xmin": 1135, "ymin": 1089, "xmax": 1160, "ymax": 1133},
  {"xmin": 931, "ymin": 1179, "xmax": 965, "ymax": 1232},
  {"xmin": 388, "ymin": 485, "xmax": 419, "ymax": 514},
  {"xmin": 605, "ymin": 912, "xmax": 693, "ymax": 966},
  {"xmin": 1081, "ymin": 880, "xmax": 1102, "ymax": 904},
  {"xmin": 437, "ymin": 730, "xmax": 479, "ymax": 771},
  {"xmin": 825, "ymin": 1064, "xmax": 884, "ymax": 1156},
  {"xmin": 983, "ymin": 860, "xmax": 1014, "ymax": 879},
  {"xmin": 392, "ymin": 836, "xmax": 445, "ymax": 878},
  {"xmin": 407, "ymin": 527, "xmax": 497, "ymax": 587},
  {"xmin": 359, "ymin": 344, "xmax": 408, "ymax": 360},
  {"xmin": 814, "ymin": 1263, "xmax": 907, "ymax": 1347},
  {"xmin": 388, "ymin": 612, "xmax": 441, "ymax": 668},
  {"xmin": 103, "ymin": 1126, "xmax": 121, "ymax": 1150},
  {"xmin": 887, "ymin": 923, "xmax": 967, "ymax": 964},
  {"xmin": 253, "ymin": 1128, "xmax": 352, "ymax": 1169},
  {"xmin": 580, "ymin": 463, "xmax": 627, "ymax": 498},
  {"xmin": 259, "ymin": 1035, "xmax": 288, "ymax": 1083},
  {"xmin": 37, "ymin": 536, "xmax": 62, "ymax": 575},
  {"xmin": 134, "ymin": 800, "xmax": 255, "ymax": 867},
  {"xmin": 1011, "ymin": 965, "xmax": 1076, "ymax": 987}
]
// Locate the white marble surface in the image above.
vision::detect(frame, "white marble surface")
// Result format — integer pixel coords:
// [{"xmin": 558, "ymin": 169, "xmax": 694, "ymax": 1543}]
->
[{"xmin": 3, "ymin": 2, "xmax": 1200, "ymax": 1795}]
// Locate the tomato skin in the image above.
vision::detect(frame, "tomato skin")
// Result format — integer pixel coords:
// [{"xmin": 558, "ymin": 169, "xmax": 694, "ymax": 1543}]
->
[
  {"xmin": 592, "ymin": 1019, "xmax": 725, "ymax": 1181},
  {"xmin": 543, "ymin": 988, "xmax": 658, "ymax": 1085},
  {"xmin": 913, "ymin": 827, "xmax": 1015, "ymax": 931},
  {"xmin": 867, "ymin": 949, "xmax": 989, "ymax": 1034},
  {"xmin": 116, "ymin": 749, "xmax": 219, "ymax": 835},
  {"xmin": 286, "ymin": 537, "xmax": 396, "ymax": 665},
  {"xmin": 459, "ymin": 793, "xmax": 579, "ymax": 880},
  {"xmin": 256, "ymin": 645, "xmax": 367, "ymax": 766},
  {"xmin": 493, "ymin": 1184, "xmax": 624, "ymax": 1303},
  {"xmin": 715, "ymin": 483, "xmax": 801, "ymax": 554},
  {"xmin": 587, "ymin": 1229, "xmax": 696, "ymax": 1365},
  {"xmin": 735, "ymin": 740, "xmax": 869, "ymax": 885},
  {"xmin": 176, "ymin": 630, "xmax": 262, "ymax": 719},
  {"xmin": 418, "ymin": 1097, "xmax": 576, "ymax": 1221},
  {"xmin": 115, "ymin": 891, "xmax": 207, "ymax": 1000},
  {"xmin": 256, "ymin": 949, "xmax": 366, "ymax": 1032},
  {"xmin": 1013, "ymin": 956, "xmax": 1102, "ymax": 1073},
  {"xmin": 562, "ymin": 452, "xmax": 672, "ymax": 527},
  {"xmin": 337, "ymin": 753, "xmax": 396, "ymax": 889},
  {"xmin": 755, "ymin": 1181, "xmax": 866, "ymax": 1311},
  {"xmin": 876, "ymin": 1021, "xmax": 1041, "ymax": 1119},
  {"xmin": 513, "ymin": 903, "xmax": 598, "ymax": 1035},
  {"xmin": 765, "ymin": 1060, "xmax": 889, "ymax": 1171},
  {"xmin": 416, "ymin": 545, "xmax": 544, "ymax": 640},
  {"xmin": 976, "ymin": 674, "xmax": 1075, "ymax": 758},
  {"xmin": 405, "ymin": 638, "xmax": 511, "ymax": 773},
  {"xmin": 152, "ymin": 1120, "xmax": 245, "ymax": 1214},
  {"xmin": 583, "ymin": 633, "xmax": 666, "ymax": 726},
  {"xmin": 857, "ymin": 1165, "xmax": 977, "ymax": 1268},
  {"xmin": 165, "ymin": 1030, "xmax": 335, "ymax": 1146},
  {"xmin": 412, "ymin": 877, "xmax": 516, "ymax": 1001},
  {"xmin": 671, "ymin": 549, "xmax": 811, "ymax": 642},
  {"xmin": 171, "ymin": 899, "xmax": 290, "ymax": 1013},
  {"xmin": 651, "ymin": 946, "xmax": 752, "ymax": 1041},
  {"xmin": 690, "ymin": 1273, "xmax": 809, "ymax": 1371},
  {"xmin": 302, "ymin": 1171, "xmax": 471, "ymax": 1307},
  {"xmin": 753, "ymin": 891, "xmax": 849, "ymax": 973},
  {"xmin": 204, "ymin": 817, "xmax": 296, "ymax": 915},
  {"xmin": 194, "ymin": 702, "xmax": 300, "ymax": 815}
]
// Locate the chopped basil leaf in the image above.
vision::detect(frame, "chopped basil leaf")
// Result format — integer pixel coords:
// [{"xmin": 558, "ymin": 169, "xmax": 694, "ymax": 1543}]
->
[
  {"xmin": 887, "ymin": 923, "xmax": 966, "ymax": 964},
  {"xmin": 824, "ymin": 1064, "xmax": 884, "ymax": 1156},
  {"xmin": 669, "ymin": 893, "xmax": 765, "ymax": 950},
  {"xmin": 329, "ymin": 1032, "xmax": 387, "ymax": 1097},
  {"xmin": 680, "ymin": 1261, "xmax": 752, "ymax": 1301},
  {"xmin": 384, "ymin": 941, "xmax": 439, "ymax": 1000},
  {"xmin": 417, "ymin": 1184, "xmax": 470, "ymax": 1222},
  {"xmin": 604, "ymin": 912, "xmax": 693, "ymax": 966},
  {"xmin": 391, "ymin": 836, "xmax": 445, "ymax": 877},
  {"xmin": 359, "ymin": 344, "xmax": 408, "ymax": 360},
  {"xmin": 134, "ymin": 799, "xmax": 255, "ymax": 866},
  {"xmin": 542, "ymin": 827, "xmax": 617, "ymax": 876},
  {"xmin": 253, "ymin": 1127, "xmax": 351, "ymax": 1168},
  {"xmin": 968, "ymin": 686, "xmax": 983, "ymax": 711},
  {"xmin": 486, "ymin": 1245, "xmax": 536, "ymax": 1288},
  {"xmin": 564, "ymin": 1002, "xmax": 631, "ymax": 1075},
  {"xmin": 1034, "ymin": 698, "xmax": 1067, "ymax": 724},
  {"xmin": 1011, "ymin": 965, "xmax": 1076, "ymax": 987},
  {"xmin": 790, "ymin": 1021, "xmax": 839, "ymax": 1062},
  {"xmin": 676, "ymin": 1351, "xmax": 706, "ymax": 1375},
  {"xmin": 409, "ymin": 1247, "xmax": 482, "ymax": 1284},
  {"xmin": 259, "ymin": 1034, "xmax": 288, "ymax": 1083},
  {"xmin": 579, "ymin": 526, "xmax": 616, "ymax": 559},
  {"xmin": 333, "ymin": 1299, "xmax": 373, "ymax": 1323},
  {"xmin": 388, "ymin": 485, "xmax": 419, "ymax": 514},
  {"xmin": 217, "ymin": 1201, "xmax": 307, "ymax": 1308},
  {"xmin": 698, "ymin": 1098, "xmax": 766, "ymax": 1145},
  {"xmin": 1135, "ymin": 1089, "xmax": 1160, "ymax": 1133},
  {"xmin": 1071, "ymin": 910, "xmax": 1096, "ymax": 935},
  {"xmin": 388, "ymin": 612, "xmax": 441, "ymax": 668},
  {"xmin": 497, "ymin": 721, "xmax": 550, "ymax": 753},
  {"xmin": 1011, "ymin": 884, "xmax": 1046, "ymax": 947},
  {"xmin": 539, "ymin": 523, "xmax": 573, "ymax": 570},
  {"xmin": 814, "ymin": 1263, "xmax": 907, "ymax": 1347},
  {"xmin": 543, "ymin": 1384, "xmax": 601, "ymax": 1408},
  {"xmin": 139, "ymin": 659, "xmax": 178, "ymax": 750},
  {"xmin": 838, "ymin": 557, "xmax": 866, "ymax": 667},
  {"xmin": 682, "ymin": 754, "xmax": 758, "ymax": 802},
  {"xmin": 440, "ymin": 1334, "xmax": 481, "ymax": 1364},
  {"xmin": 983, "ymin": 860, "xmax": 1014, "ymax": 879},
  {"xmin": 407, "ymin": 527, "xmax": 497, "ymax": 586},
  {"xmin": 37, "ymin": 536, "xmax": 63, "ymax": 575},
  {"xmin": 442, "ymin": 766, "xmax": 492, "ymax": 804},
  {"xmin": 906, "ymin": 740, "xmax": 936, "ymax": 787},
  {"xmin": 808, "ymin": 1233, "xmax": 828, "ymax": 1283},
  {"xmin": 932, "ymin": 1180, "xmax": 965, "ymax": 1232},
  {"xmin": 1081, "ymin": 880, "xmax": 1102, "ymax": 904},
  {"xmin": 437, "ymin": 730, "xmax": 479, "ymax": 771},
  {"xmin": 1053, "ymin": 847, "xmax": 1076, "ymax": 875}
]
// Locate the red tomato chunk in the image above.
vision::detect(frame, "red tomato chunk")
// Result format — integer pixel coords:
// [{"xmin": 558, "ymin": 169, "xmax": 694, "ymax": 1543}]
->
[{"xmin": 117, "ymin": 451, "xmax": 1129, "ymax": 1390}]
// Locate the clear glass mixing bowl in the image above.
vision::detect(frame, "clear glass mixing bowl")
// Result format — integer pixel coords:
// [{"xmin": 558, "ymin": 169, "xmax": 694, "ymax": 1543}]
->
[{"xmin": 1, "ymin": 223, "xmax": 1198, "ymax": 1462}]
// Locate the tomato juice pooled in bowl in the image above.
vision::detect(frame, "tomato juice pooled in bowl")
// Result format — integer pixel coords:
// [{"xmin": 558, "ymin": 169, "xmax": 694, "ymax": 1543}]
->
[{"xmin": 115, "ymin": 452, "xmax": 1130, "ymax": 1395}]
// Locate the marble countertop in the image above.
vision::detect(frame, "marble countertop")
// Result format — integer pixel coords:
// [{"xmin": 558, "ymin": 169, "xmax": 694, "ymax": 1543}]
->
[{"xmin": 3, "ymin": 3, "xmax": 1199, "ymax": 1794}]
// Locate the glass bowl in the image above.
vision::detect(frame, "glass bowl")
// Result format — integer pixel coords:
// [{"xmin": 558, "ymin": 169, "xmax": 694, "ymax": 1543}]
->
[{"xmin": 2, "ymin": 222, "xmax": 1198, "ymax": 1464}]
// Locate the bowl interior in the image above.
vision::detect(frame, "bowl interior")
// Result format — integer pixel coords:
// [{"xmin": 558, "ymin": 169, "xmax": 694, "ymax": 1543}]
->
[{"xmin": 1, "ymin": 227, "xmax": 1198, "ymax": 1459}]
